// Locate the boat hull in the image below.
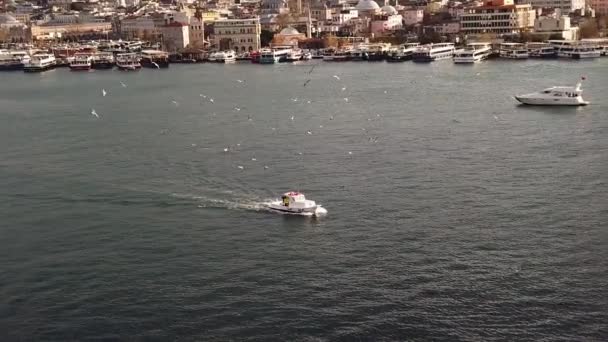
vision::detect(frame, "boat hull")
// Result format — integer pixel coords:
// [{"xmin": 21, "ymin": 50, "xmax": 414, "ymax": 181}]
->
[
  {"xmin": 267, "ymin": 203, "xmax": 326, "ymax": 216},
  {"xmin": 515, "ymin": 96, "xmax": 588, "ymax": 106},
  {"xmin": 23, "ymin": 65, "xmax": 55, "ymax": 73},
  {"xmin": 69, "ymin": 65, "xmax": 91, "ymax": 71},
  {"xmin": 92, "ymin": 62, "xmax": 114, "ymax": 69}
]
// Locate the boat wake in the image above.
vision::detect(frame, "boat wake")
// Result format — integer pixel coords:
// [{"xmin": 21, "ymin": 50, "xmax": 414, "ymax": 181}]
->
[{"xmin": 170, "ymin": 192, "xmax": 275, "ymax": 212}]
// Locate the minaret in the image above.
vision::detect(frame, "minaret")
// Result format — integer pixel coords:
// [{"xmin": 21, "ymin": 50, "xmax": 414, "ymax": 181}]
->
[{"xmin": 307, "ymin": 7, "xmax": 312, "ymax": 38}]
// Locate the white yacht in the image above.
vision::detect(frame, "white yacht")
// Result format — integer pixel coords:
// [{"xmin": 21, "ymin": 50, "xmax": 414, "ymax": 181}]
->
[
  {"xmin": 69, "ymin": 54, "xmax": 93, "ymax": 71},
  {"xmin": 499, "ymin": 43, "xmax": 528, "ymax": 59},
  {"xmin": 515, "ymin": 78, "xmax": 589, "ymax": 106},
  {"xmin": 412, "ymin": 43, "xmax": 455, "ymax": 62},
  {"xmin": 23, "ymin": 53, "xmax": 56, "ymax": 72},
  {"xmin": 267, "ymin": 192, "xmax": 327, "ymax": 216},
  {"xmin": 453, "ymin": 43, "xmax": 492, "ymax": 63},
  {"xmin": 548, "ymin": 40, "xmax": 600, "ymax": 59},
  {"xmin": 116, "ymin": 53, "xmax": 141, "ymax": 71}
]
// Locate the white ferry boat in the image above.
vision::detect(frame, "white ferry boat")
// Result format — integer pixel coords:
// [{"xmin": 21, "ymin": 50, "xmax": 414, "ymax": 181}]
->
[
  {"xmin": 548, "ymin": 40, "xmax": 600, "ymax": 59},
  {"xmin": 23, "ymin": 53, "xmax": 56, "ymax": 72},
  {"xmin": 581, "ymin": 38, "xmax": 608, "ymax": 56},
  {"xmin": 214, "ymin": 50, "xmax": 236, "ymax": 63},
  {"xmin": 387, "ymin": 43, "xmax": 419, "ymax": 62},
  {"xmin": 515, "ymin": 78, "xmax": 589, "ymax": 106},
  {"xmin": 499, "ymin": 43, "xmax": 528, "ymax": 59},
  {"xmin": 0, "ymin": 50, "xmax": 30, "ymax": 70},
  {"xmin": 91, "ymin": 52, "xmax": 115, "ymax": 69},
  {"xmin": 412, "ymin": 43, "xmax": 455, "ymax": 62},
  {"xmin": 527, "ymin": 43, "xmax": 557, "ymax": 58},
  {"xmin": 115, "ymin": 53, "xmax": 141, "ymax": 71},
  {"xmin": 259, "ymin": 48, "xmax": 291, "ymax": 64},
  {"xmin": 285, "ymin": 49, "xmax": 303, "ymax": 62},
  {"xmin": 453, "ymin": 43, "xmax": 492, "ymax": 63},
  {"xmin": 69, "ymin": 54, "xmax": 93, "ymax": 71}
]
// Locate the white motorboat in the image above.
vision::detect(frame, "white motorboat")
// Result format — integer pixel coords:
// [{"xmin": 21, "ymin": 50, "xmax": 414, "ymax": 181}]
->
[
  {"xmin": 267, "ymin": 192, "xmax": 327, "ymax": 216},
  {"xmin": 515, "ymin": 78, "xmax": 589, "ymax": 106}
]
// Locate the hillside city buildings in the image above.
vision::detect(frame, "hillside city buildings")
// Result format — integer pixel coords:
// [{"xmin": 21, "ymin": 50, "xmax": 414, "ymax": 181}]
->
[{"xmin": 0, "ymin": 0, "xmax": 606, "ymax": 48}]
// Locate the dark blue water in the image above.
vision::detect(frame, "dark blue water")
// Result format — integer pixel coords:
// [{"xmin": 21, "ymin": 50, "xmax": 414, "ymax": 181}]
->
[{"xmin": 1, "ymin": 59, "xmax": 607, "ymax": 340}]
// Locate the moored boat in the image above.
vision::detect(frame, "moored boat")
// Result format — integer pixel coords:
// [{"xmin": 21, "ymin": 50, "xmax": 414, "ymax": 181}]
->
[
  {"xmin": 140, "ymin": 50, "xmax": 170, "ymax": 68},
  {"xmin": 116, "ymin": 53, "xmax": 141, "ymax": 71},
  {"xmin": 23, "ymin": 53, "xmax": 56, "ymax": 72},
  {"xmin": 91, "ymin": 52, "xmax": 115, "ymax": 69},
  {"xmin": 69, "ymin": 53, "xmax": 93, "ymax": 71},
  {"xmin": 412, "ymin": 43, "xmax": 455, "ymax": 62}
]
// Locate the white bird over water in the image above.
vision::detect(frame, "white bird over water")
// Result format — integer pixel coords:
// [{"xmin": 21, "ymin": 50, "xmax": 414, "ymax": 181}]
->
[
  {"xmin": 237, "ymin": 165, "xmax": 244, "ymax": 170},
  {"xmin": 234, "ymin": 107, "xmax": 241, "ymax": 111},
  {"xmin": 306, "ymin": 130, "xmax": 312, "ymax": 135},
  {"xmin": 209, "ymin": 98, "xmax": 214, "ymax": 103},
  {"xmin": 333, "ymin": 75, "xmax": 340, "ymax": 80},
  {"xmin": 200, "ymin": 94, "xmax": 207, "ymax": 98},
  {"xmin": 264, "ymin": 165, "xmax": 269, "ymax": 169},
  {"xmin": 237, "ymin": 79, "xmax": 244, "ymax": 83},
  {"xmin": 251, "ymin": 157, "xmax": 257, "ymax": 161},
  {"xmin": 120, "ymin": 82, "xmax": 127, "ymax": 88},
  {"xmin": 91, "ymin": 109, "xmax": 99, "ymax": 118},
  {"xmin": 102, "ymin": 89, "xmax": 107, "ymax": 97},
  {"xmin": 290, "ymin": 115, "xmax": 295, "ymax": 121},
  {"xmin": 171, "ymin": 100, "xmax": 179, "ymax": 106},
  {"xmin": 341, "ymin": 87, "xmax": 347, "ymax": 91},
  {"xmin": 223, "ymin": 147, "xmax": 229, "ymax": 152},
  {"xmin": 344, "ymin": 98, "xmax": 349, "ymax": 102}
]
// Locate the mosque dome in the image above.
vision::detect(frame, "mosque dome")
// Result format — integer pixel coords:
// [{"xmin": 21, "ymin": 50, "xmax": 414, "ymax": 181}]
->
[
  {"xmin": 279, "ymin": 27, "xmax": 300, "ymax": 35},
  {"xmin": 355, "ymin": 0, "xmax": 380, "ymax": 11},
  {"xmin": 0, "ymin": 13, "xmax": 19, "ymax": 24},
  {"xmin": 381, "ymin": 5, "xmax": 398, "ymax": 15}
]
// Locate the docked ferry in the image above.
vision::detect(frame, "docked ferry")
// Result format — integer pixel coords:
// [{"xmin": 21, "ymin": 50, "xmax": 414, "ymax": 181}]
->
[
  {"xmin": 91, "ymin": 52, "xmax": 115, "ymax": 69},
  {"xmin": 412, "ymin": 43, "xmax": 455, "ymax": 62},
  {"xmin": 453, "ymin": 43, "xmax": 492, "ymax": 63},
  {"xmin": 527, "ymin": 43, "xmax": 557, "ymax": 58},
  {"xmin": 0, "ymin": 50, "xmax": 30, "ymax": 71},
  {"xmin": 115, "ymin": 53, "xmax": 141, "ymax": 71},
  {"xmin": 259, "ymin": 48, "xmax": 290, "ymax": 64},
  {"xmin": 69, "ymin": 54, "xmax": 93, "ymax": 71},
  {"xmin": 23, "ymin": 53, "xmax": 56, "ymax": 72},
  {"xmin": 499, "ymin": 43, "xmax": 528, "ymax": 59},
  {"xmin": 140, "ymin": 50, "xmax": 170, "ymax": 68},
  {"xmin": 548, "ymin": 40, "xmax": 600, "ymax": 59},
  {"xmin": 387, "ymin": 43, "xmax": 419, "ymax": 62}
]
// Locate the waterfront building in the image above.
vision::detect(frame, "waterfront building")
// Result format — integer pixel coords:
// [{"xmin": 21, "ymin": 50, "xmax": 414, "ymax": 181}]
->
[
  {"xmin": 213, "ymin": 18, "xmax": 261, "ymax": 52},
  {"xmin": 401, "ymin": 7, "xmax": 424, "ymax": 25},
  {"xmin": 587, "ymin": 0, "xmax": 608, "ymax": 15},
  {"xmin": 460, "ymin": 0, "xmax": 535, "ymax": 35},
  {"xmin": 332, "ymin": 8, "xmax": 359, "ymax": 24},
  {"xmin": 311, "ymin": 3, "xmax": 333, "ymax": 21},
  {"xmin": 518, "ymin": 0, "xmax": 584, "ymax": 13},
  {"xmin": 370, "ymin": 12, "xmax": 403, "ymax": 35},
  {"xmin": 261, "ymin": 0, "xmax": 290, "ymax": 14},
  {"xmin": 533, "ymin": 13, "xmax": 579, "ymax": 39},
  {"xmin": 30, "ymin": 22, "xmax": 112, "ymax": 40},
  {"xmin": 161, "ymin": 21, "xmax": 189, "ymax": 51}
]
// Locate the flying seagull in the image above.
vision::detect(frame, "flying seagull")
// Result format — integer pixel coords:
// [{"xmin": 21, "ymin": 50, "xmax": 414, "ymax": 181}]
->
[
  {"xmin": 91, "ymin": 109, "xmax": 99, "ymax": 118},
  {"xmin": 102, "ymin": 89, "xmax": 107, "ymax": 97}
]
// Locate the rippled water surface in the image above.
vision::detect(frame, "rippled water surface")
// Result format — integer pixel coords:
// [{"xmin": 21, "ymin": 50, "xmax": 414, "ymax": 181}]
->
[{"xmin": 1, "ymin": 59, "xmax": 607, "ymax": 340}]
